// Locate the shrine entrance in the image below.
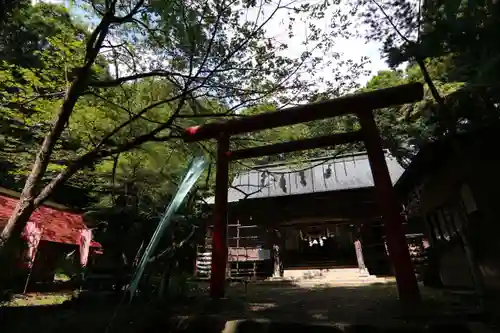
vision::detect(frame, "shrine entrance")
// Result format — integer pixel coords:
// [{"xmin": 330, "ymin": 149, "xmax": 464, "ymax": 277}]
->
[
  {"xmin": 283, "ymin": 223, "xmax": 358, "ymax": 269},
  {"xmin": 183, "ymin": 83, "xmax": 424, "ymax": 303}
]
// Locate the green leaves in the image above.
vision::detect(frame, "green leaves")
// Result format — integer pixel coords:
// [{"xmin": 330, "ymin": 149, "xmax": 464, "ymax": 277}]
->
[
  {"xmin": 0, "ymin": 0, "xmax": 371, "ymax": 215},
  {"xmin": 351, "ymin": 0, "xmax": 500, "ymax": 158}
]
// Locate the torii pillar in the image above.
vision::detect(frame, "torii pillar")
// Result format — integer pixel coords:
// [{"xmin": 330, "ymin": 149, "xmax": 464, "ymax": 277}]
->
[
  {"xmin": 210, "ymin": 134, "xmax": 230, "ymax": 298},
  {"xmin": 358, "ymin": 111, "xmax": 420, "ymax": 300}
]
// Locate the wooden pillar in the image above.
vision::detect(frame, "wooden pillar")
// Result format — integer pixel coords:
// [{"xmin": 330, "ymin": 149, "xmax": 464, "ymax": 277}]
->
[
  {"xmin": 271, "ymin": 229, "xmax": 283, "ymax": 278},
  {"xmin": 210, "ymin": 134, "xmax": 230, "ymax": 298},
  {"xmin": 358, "ymin": 111, "xmax": 420, "ymax": 303},
  {"xmin": 353, "ymin": 226, "xmax": 368, "ymax": 275},
  {"xmin": 354, "ymin": 239, "xmax": 368, "ymax": 274}
]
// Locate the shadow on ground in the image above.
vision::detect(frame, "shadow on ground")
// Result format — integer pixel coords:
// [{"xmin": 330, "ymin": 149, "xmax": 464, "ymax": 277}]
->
[
  {"xmin": 222, "ymin": 281, "xmax": 486, "ymax": 325},
  {"xmin": 0, "ymin": 281, "xmax": 492, "ymax": 333}
]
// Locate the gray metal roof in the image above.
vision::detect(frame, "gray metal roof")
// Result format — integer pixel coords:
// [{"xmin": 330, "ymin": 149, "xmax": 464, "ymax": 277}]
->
[{"xmin": 204, "ymin": 152, "xmax": 405, "ymax": 204}]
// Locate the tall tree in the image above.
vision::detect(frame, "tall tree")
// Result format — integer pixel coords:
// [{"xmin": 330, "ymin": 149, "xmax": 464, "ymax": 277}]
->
[
  {"xmin": 353, "ymin": 0, "xmax": 500, "ymax": 136},
  {"xmin": 352, "ymin": 0, "xmax": 447, "ymax": 108},
  {"xmin": 0, "ymin": 3, "xmax": 106, "ymax": 207},
  {"xmin": 0, "ymin": 0, "xmax": 365, "ymax": 279}
]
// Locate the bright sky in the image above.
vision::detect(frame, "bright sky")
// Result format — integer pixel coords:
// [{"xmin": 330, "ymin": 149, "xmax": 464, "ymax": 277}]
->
[
  {"xmin": 249, "ymin": 0, "xmax": 388, "ymax": 85},
  {"xmin": 331, "ymin": 37, "xmax": 388, "ymax": 82},
  {"xmin": 33, "ymin": 0, "xmax": 389, "ymax": 86},
  {"xmin": 244, "ymin": 0, "xmax": 388, "ymax": 86}
]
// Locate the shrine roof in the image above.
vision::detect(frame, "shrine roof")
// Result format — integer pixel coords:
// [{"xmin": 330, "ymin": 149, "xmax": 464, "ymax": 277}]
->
[
  {"xmin": 205, "ymin": 151, "xmax": 405, "ymax": 204},
  {"xmin": 0, "ymin": 189, "xmax": 101, "ymax": 247}
]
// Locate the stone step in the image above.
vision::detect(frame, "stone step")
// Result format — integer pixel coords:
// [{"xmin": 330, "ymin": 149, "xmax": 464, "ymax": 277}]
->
[
  {"xmin": 260, "ymin": 279, "xmax": 392, "ymax": 288},
  {"xmin": 291, "ymin": 277, "xmax": 390, "ymax": 283},
  {"xmin": 290, "ymin": 274, "xmax": 377, "ymax": 281},
  {"xmin": 290, "ymin": 282, "xmax": 392, "ymax": 288},
  {"xmin": 279, "ymin": 268, "xmax": 395, "ymax": 287},
  {"xmin": 283, "ymin": 268, "xmax": 371, "ymax": 281},
  {"xmin": 290, "ymin": 277, "xmax": 394, "ymax": 287},
  {"xmin": 284, "ymin": 268, "xmax": 363, "ymax": 274},
  {"xmin": 288, "ymin": 275, "xmax": 380, "ymax": 281}
]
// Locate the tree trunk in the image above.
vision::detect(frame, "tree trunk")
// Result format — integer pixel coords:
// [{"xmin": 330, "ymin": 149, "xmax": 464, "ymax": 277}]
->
[
  {"xmin": 0, "ymin": 201, "xmax": 34, "ymax": 289},
  {"xmin": 158, "ymin": 261, "xmax": 173, "ymax": 301},
  {"xmin": 0, "ymin": 16, "xmax": 111, "ymax": 288},
  {"xmin": 415, "ymin": 58, "xmax": 459, "ymax": 136},
  {"xmin": 0, "ymin": 84, "xmax": 90, "ymax": 260},
  {"xmin": 416, "ymin": 58, "xmax": 445, "ymax": 107}
]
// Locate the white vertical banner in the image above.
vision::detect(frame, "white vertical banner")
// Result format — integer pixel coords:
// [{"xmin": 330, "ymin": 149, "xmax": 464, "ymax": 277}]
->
[
  {"xmin": 21, "ymin": 221, "xmax": 43, "ymax": 268},
  {"xmin": 354, "ymin": 240, "xmax": 367, "ymax": 273},
  {"xmin": 79, "ymin": 229, "xmax": 92, "ymax": 267}
]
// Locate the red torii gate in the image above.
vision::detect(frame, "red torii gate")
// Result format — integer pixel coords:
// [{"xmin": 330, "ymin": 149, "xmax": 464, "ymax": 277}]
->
[{"xmin": 183, "ymin": 83, "xmax": 423, "ymax": 303}]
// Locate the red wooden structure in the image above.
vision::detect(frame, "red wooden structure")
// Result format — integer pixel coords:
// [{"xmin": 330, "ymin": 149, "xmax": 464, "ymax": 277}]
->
[{"xmin": 183, "ymin": 82, "xmax": 423, "ymax": 302}]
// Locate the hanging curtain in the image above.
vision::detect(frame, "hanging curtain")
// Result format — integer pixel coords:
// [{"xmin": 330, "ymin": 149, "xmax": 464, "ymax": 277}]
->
[
  {"xmin": 79, "ymin": 229, "xmax": 92, "ymax": 267},
  {"xmin": 21, "ymin": 221, "xmax": 43, "ymax": 268}
]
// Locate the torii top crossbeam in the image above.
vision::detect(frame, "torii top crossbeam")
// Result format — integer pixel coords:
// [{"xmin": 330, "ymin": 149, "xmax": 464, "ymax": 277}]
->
[{"xmin": 183, "ymin": 82, "xmax": 423, "ymax": 141}]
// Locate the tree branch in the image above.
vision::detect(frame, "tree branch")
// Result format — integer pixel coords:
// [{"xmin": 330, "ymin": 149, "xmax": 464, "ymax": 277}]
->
[
  {"xmin": 369, "ymin": 0, "xmax": 411, "ymax": 44},
  {"xmin": 175, "ymin": 113, "xmax": 246, "ymax": 118},
  {"xmin": 33, "ymin": 96, "xmax": 188, "ymax": 207},
  {"xmin": 370, "ymin": 0, "xmax": 445, "ymax": 108},
  {"xmin": 25, "ymin": 0, "xmax": 301, "ymax": 213},
  {"xmin": 148, "ymin": 225, "xmax": 197, "ymax": 263},
  {"xmin": 194, "ymin": 0, "xmax": 224, "ymax": 78},
  {"xmin": 93, "ymin": 91, "xmax": 187, "ymax": 150},
  {"xmin": 111, "ymin": 153, "xmax": 120, "ymax": 187},
  {"xmin": 110, "ymin": 0, "xmax": 145, "ymax": 23},
  {"xmin": 89, "ymin": 71, "xmax": 196, "ymax": 88},
  {"xmin": 87, "ymin": 90, "xmax": 164, "ymax": 125}
]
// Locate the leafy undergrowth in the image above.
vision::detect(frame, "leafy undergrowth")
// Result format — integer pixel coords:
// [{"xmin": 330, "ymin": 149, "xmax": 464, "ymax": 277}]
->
[{"xmin": 2, "ymin": 292, "xmax": 73, "ymax": 307}]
